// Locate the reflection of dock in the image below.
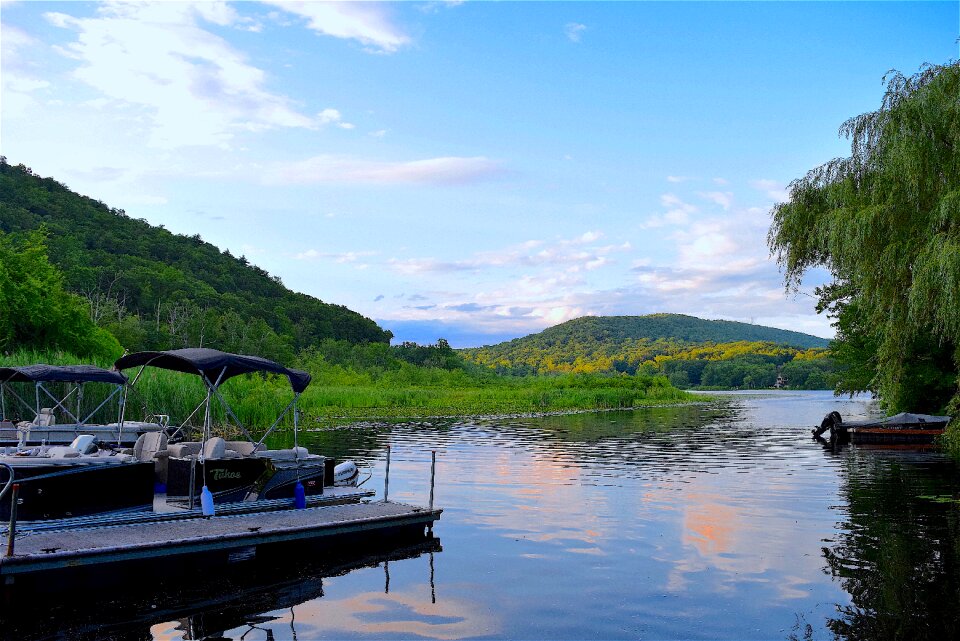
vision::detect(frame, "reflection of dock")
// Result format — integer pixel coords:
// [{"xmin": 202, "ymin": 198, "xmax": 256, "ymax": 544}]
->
[
  {"xmin": 1, "ymin": 501, "xmax": 441, "ymax": 579},
  {"xmin": 3, "ymin": 533, "xmax": 441, "ymax": 640}
]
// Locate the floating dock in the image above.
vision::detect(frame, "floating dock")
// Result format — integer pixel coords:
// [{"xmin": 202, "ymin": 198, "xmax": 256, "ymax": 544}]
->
[{"xmin": 1, "ymin": 500, "xmax": 441, "ymax": 581}]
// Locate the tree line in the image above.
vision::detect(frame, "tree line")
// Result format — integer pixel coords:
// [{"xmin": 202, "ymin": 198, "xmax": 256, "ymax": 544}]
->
[{"xmin": 0, "ymin": 158, "xmax": 390, "ymax": 362}]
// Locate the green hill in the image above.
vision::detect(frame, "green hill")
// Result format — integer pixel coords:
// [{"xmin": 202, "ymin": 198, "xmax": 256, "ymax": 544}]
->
[
  {"xmin": 461, "ymin": 314, "xmax": 835, "ymax": 389},
  {"xmin": 470, "ymin": 314, "xmax": 827, "ymax": 354},
  {"xmin": 538, "ymin": 314, "xmax": 827, "ymax": 348},
  {"xmin": 0, "ymin": 158, "xmax": 390, "ymax": 359}
]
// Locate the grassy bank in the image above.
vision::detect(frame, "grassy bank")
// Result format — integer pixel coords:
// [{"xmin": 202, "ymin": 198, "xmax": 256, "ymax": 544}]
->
[{"xmin": 0, "ymin": 348, "xmax": 698, "ymax": 434}]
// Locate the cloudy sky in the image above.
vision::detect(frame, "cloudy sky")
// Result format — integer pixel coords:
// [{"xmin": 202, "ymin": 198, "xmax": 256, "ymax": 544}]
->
[{"xmin": 2, "ymin": 1, "xmax": 956, "ymax": 346}]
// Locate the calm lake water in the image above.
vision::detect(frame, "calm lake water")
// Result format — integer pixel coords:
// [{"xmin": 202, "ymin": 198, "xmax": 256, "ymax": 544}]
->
[{"xmin": 7, "ymin": 390, "xmax": 960, "ymax": 640}]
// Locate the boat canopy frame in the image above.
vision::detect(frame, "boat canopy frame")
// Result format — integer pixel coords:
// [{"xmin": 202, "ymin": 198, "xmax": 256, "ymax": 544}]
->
[
  {"xmin": 0, "ymin": 365, "xmax": 128, "ymax": 428},
  {"xmin": 113, "ymin": 348, "xmax": 311, "ymax": 449}
]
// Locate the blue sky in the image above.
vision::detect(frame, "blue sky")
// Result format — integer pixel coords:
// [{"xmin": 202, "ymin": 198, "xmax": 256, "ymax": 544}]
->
[{"xmin": 2, "ymin": 1, "xmax": 957, "ymax": 346}]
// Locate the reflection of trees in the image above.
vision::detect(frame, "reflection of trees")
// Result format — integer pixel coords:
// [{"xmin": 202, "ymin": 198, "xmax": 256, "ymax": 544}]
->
[{"xmin": 823, "ymin": 451, "xmax": 960, "ymax": 640}]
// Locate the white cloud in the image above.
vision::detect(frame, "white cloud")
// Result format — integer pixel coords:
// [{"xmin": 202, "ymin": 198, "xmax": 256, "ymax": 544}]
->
[
  {"xmin": 264, "ymin": 1, "xmax": 411, "ymax": 53},
  {"xmin": 712, "ymin": 177, "xmax": 729, "ymax": 185},
  {"xmin": 565, "ymin": 22, "xmax": 587, "ymax": 43},
  {"xmin": 265, "ymin": 155, "xmax": 504, "ymax": 186},
  {"xmin": 751, "ymin": 179, "xmax": 790, "ymax": 202},
  {"xmin": 667, "ymin": 175, "xmax": 692, "ymax": 183},
  {"xmin": 317, "ymin": 107, "xmax": 355, "ymax": 129},
  {"xmin": 44, "ymin": 2, "xmax": 316, "ymax": 149},
  {"xmin": 640, "ymin": 193, "xmax": 698, "ymax": 228},
  {"xmin": 369, "ymin": 129, "xmax": 389, "ymax": 138},
  {"xmin": 385, "ymin": 233, "xmax": 630, "ymax": 281},
  {"xmin": 697, "ymin": 191, "xmax": 734, "ymax": 210},
  {"xmin": 295, "ymin": 249, "xmax": 377, "ymax": 266},
  {"xmin": 1, "ymin": 24, "xmax": 50, "ymax": 118}
]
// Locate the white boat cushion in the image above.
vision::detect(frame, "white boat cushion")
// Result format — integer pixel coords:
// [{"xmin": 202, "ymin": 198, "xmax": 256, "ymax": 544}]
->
[
  {"xmin": 46, "ymin": 446, "xmax": 80, "ymax": 458},
  {"xmin": 225, "ymin": 441, "xmax": 264, "ymax": 456},
  {"xmin": 167, "ymin": 442, "xmax": 202, "ymax": 458},
  {"xmin": 202, "ymin": 436, "xmax": 226, "ymax": 460},
  {"xmin": 256, "ymin": 446, "xmax": 310, "ymax": 461}
]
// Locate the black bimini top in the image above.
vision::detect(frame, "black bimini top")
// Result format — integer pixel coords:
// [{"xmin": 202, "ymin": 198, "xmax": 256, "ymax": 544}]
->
[
  {"xmin": 0, "ymin": 364, "xmax": 127, "ymax": 386},
  {"xmin": 114, "ymin": 348, "xmax": 311, "ymax": 393}
]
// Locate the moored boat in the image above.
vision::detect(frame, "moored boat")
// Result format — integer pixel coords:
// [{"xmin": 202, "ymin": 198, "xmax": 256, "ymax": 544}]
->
[
  {"xmin": 0, "ymin": 364, "xmax": 164, "ymax": 447},
  {"xmin": 0, "ymin": 436, "xmax": 155, "ymax": 520},
  {"xmin": 813, "ymin": 411, "xmax": 951, "ymax": 445},
  {"xmin": 114, "ymin": 348, "xmax": 365, "ymax": 507}
]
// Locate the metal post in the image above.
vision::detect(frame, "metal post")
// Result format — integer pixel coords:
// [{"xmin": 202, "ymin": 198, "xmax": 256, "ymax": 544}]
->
[
  {"xmin": 429, "ymin": 450, "xmax": 436, "ymax": 512},
  {"xmin": 188, "ymin": 457, "xmax": 197, "ymax": 510},
  {"xmin": 6, "ymin": 484, "xmax": 19, "ymax": 557},
  {"xmin": 383, "ymin": 446, "xmax": 391, "ymax": 503}
]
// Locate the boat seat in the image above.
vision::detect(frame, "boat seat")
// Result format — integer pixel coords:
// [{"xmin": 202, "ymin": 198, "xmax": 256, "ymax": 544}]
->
[
  {"xmin": 225, "ymin": 441, "xmax": 265, "ymax": 457},
  {"xmin": 46, "ymin": 446, "xmax": 80, "ymax": 458},
  {"xmin": 133, "ymin": 431, "xmax": 169, "ymax": 462},
  {"xmin": 34, "ymin": 408, "xmax": 56, "ymax": 427},
  {"xmin": 0, "ymin": 420, "xmax": 16, "ymax": 440},
  {"xmin": 167, "ymin": 442, "xmax": 202, "ymax": 459},
  {"xmin": 256, "ymin": 446, "xmax": 310, "ymax": 461},
  {"xmin": 202, "ymin": 437, "xmax": 226, "ymax": 460}
]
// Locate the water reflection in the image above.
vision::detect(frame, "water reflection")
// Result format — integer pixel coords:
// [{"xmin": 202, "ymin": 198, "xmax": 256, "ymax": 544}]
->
[
  {"xmin": 822, "ymin": 448, "xmax": 960, "ymax": 641},
  {"xmin": 3, "ymin": 538, "xmax": 441, "ymax": 641},
  {"xmin": 7, "ymin": 392, "xmax": 960, "ymax": 640}
]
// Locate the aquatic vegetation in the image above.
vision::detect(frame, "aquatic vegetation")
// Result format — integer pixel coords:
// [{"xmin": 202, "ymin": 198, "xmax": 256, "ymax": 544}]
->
[{"xmin": 0, "ymin": 348, "xmax": 697, "ymax": 432}]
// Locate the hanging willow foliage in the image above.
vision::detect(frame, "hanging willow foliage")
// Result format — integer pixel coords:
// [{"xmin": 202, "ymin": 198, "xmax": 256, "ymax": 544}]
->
[{"xmin": 769, "ymin": 61, "xmax": 960, "ymax": 413}]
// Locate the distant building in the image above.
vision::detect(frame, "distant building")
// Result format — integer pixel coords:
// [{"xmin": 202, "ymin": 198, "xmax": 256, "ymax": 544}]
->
[{"xmin": 774, "ymin": 374, "xmax": 787, "ymax": 389}]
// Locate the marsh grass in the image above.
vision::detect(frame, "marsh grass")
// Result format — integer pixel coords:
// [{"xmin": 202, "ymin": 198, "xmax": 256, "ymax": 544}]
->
[{"xmin": 1, "ymin": 349, "xmax": 698, "ymax": 434}]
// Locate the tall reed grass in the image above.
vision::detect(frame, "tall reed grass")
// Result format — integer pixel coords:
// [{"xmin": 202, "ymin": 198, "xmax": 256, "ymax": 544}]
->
[{"xmin": 1, "ymin": 349, "xmax": 698, "ymax": 436}]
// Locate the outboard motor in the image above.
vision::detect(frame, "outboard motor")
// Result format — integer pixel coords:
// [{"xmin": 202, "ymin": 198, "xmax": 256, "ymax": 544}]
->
[
  {"xmin": 813, "ymin": 411, "xmax": 842, "ymax": 438},
  {"xmin": 333, "ymin": 461, "xmax": 360, "ymax": 487}
]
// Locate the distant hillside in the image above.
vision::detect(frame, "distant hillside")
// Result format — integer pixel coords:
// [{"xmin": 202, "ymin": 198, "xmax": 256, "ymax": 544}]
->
[
  {"xmin": 0, "ymin": 159, "xmax": 390, "ymax": 359},
  {"xmin": 472, "ymin": 315, "xmax": 827, "ymax": 353},
  {"xmin": 461, "ymin": 314, "xmax": 835, "ymax": 389}
]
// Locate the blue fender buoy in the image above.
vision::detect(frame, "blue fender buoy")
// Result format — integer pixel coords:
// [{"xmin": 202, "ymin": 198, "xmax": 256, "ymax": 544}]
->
[
  {"xmin": 200, "ymin": 485, "xmax": 215, "ymax": 516},
  {"xmin": 294, "ymin": 481, "xmax": 306, "ymax": 509}
]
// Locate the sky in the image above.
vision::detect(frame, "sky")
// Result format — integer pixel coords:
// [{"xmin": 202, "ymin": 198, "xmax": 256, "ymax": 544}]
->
[{"xmin": 2, "ymin": 1, "xmax": 957, "ymax": 347}]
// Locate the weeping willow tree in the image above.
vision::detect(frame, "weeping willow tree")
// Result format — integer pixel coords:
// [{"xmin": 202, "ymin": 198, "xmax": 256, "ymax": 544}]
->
[{"xmin": 769, "ymin": 61, "xmax": 960, "ymax": 413}]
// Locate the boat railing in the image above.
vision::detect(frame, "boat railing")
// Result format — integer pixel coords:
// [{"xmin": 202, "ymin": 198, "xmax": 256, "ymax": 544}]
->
[{"xmin": 0, "ymin": 462, "xmax": 13, "ymax": 504}]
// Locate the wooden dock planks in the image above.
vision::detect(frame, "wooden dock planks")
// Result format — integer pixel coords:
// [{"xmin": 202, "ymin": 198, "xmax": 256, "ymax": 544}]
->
[{"xmin": 1, "ymin": 501, "xmax": 441, "ymax": 576}]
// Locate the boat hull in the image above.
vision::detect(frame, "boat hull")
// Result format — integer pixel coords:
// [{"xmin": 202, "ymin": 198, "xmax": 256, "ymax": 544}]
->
[
  {"xmin": 0, "ymin": 461, "xmax": 155, "ymax": 521},
  {"xmin": 165, "ymin": 457, "xmax": 329, "ymax": 504},
  {"xmin": 848, "ymin": 427, "xmax": 944, "ymax": 445}
]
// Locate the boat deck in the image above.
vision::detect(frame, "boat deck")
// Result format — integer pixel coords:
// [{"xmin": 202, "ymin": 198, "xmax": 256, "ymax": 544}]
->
[{"xmin": 1, "ymin": 500, "xmax": 441, "ymax": 577}]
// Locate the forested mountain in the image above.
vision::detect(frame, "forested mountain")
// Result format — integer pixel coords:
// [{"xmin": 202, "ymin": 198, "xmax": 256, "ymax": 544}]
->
[
  {"xmin": 461, "ymin": 314, "xmax": 835, "ymax": 389},
  {"xmin": 0, "ymin": 159, "xmax": 390, "ymax": 360}
]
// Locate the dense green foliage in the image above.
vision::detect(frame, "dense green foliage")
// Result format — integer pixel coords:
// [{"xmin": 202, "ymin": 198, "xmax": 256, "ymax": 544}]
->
[
  {"xmin": 0, "ymin": 229, "xmax": 121, "ymax": 359},
  {"xmin": 462, "ymin": 314, "xmax": 834, "ymax": 389},
  {"xmin": 768, "ymin": 61, "xmax": 960, "ymax": 414},
  {"xmin": 0, "ymin": 158, "xmax": 390, "ymax": 360}
]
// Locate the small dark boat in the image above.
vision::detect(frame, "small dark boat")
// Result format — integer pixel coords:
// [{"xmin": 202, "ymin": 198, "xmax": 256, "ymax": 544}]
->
[{"xmin": 814, "ymin": 411, "xmax": 951, "ymax": 445}]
